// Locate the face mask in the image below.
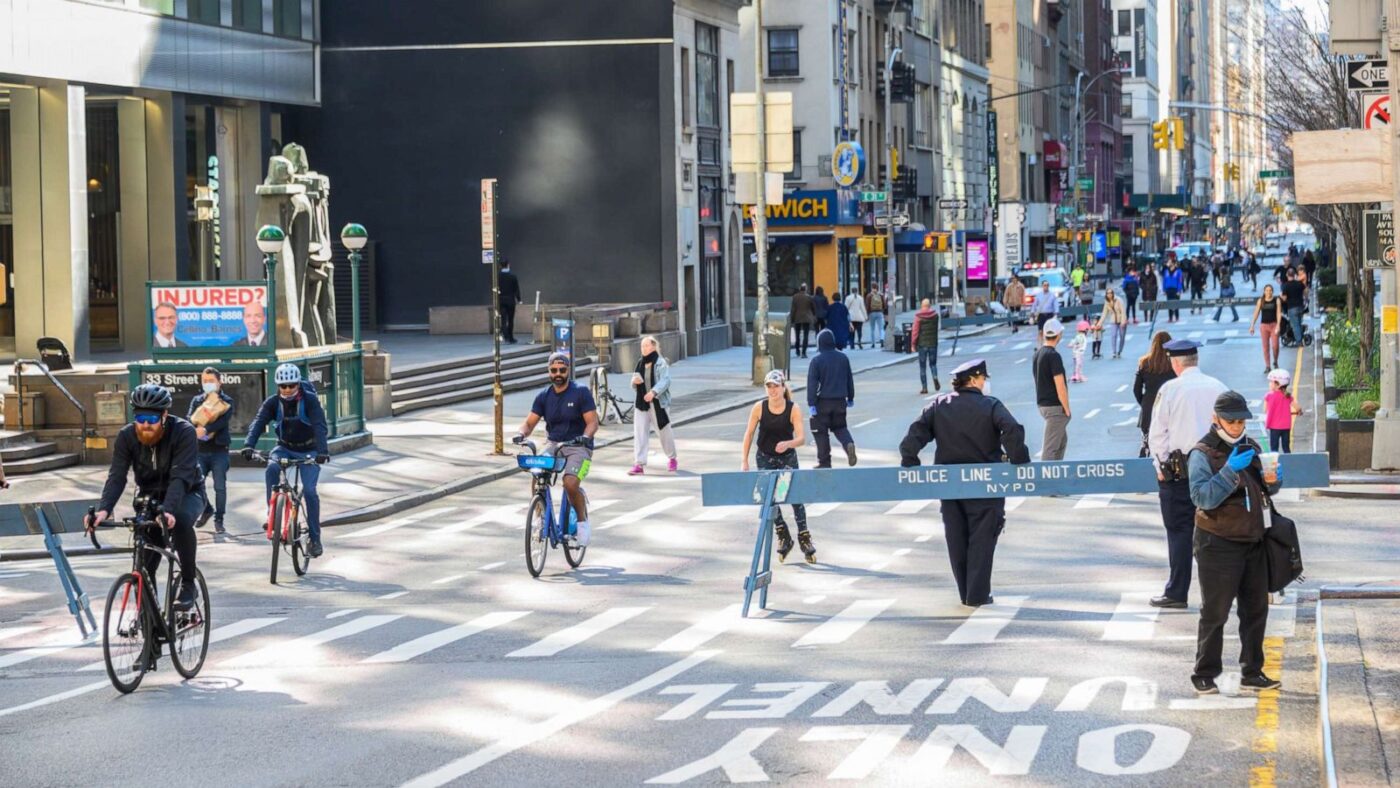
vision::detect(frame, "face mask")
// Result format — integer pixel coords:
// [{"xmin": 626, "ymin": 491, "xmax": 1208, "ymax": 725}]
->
[
  {"xmin": 979, "ymin": 379, "xmax": 992, "ymax": 397},
  {"xmin": 202, "ymin": 383, "xmax": 218, "ymax": 394},
  {"xmin": 1215, "ymin": 423, "xmax": 1244, "ymax": 444}
]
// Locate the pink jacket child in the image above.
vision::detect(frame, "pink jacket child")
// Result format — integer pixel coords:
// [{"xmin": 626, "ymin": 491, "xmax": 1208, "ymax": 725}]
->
[
  {"xmin": 1264, "ymin": 369, "xmax": 1303, "ymax": 453},
  {"xmin": 1069, "ymin": 320, "xmax": 1090, "ymax": 382}
]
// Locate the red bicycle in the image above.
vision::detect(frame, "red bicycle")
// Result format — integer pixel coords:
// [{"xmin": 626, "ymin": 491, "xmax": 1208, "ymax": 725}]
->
[{"xmin": 251, "ymin": 451, "xmax": 318, "ymax": 584}]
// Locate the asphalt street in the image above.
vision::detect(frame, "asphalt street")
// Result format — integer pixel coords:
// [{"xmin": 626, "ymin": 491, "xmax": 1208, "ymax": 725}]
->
[{"xmin": 2, "ymin": 280, "xmax": 1393, "ymax": 786}]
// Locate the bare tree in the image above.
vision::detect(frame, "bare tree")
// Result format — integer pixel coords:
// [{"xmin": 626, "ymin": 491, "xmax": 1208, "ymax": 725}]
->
[{"xmin": 1263, "ymin": 2, "xmax": 1377, "ymax": 379}]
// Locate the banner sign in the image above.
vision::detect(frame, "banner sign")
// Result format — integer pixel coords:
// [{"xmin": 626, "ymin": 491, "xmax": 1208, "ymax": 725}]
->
[
  {"xmin": 148, "ymin": 281, "xmax": 272, "ymax": 358},
  {"xmin": 965, "ymin": 237, "xmax": 991, "ymax": 286}
]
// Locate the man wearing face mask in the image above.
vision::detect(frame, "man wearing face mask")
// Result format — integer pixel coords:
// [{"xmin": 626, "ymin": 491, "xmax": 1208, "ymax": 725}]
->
[
  {"xmin": 242, "ymin": 363, "xmax": 331, "ymax": 556},
  {"xmin": 86, "ymin": 385, "xmax": 207, "ymax": 611},
  {"xmin": 189, "ymin": 367, "xmax": 234, "ymax": 534},
  {"xmin": 899, "ymin": 359, "xmax": 1030, "ymax": 607},
  {"xmin": 1186, "ymin": 391, "xmax": 1283, "ymax": 695}
]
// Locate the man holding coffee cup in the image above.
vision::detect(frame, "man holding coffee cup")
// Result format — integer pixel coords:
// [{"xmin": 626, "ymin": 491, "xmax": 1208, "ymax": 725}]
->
[{"xmin": 1185, "ymin": 390, "xmax": 1283, "ymax": 695}]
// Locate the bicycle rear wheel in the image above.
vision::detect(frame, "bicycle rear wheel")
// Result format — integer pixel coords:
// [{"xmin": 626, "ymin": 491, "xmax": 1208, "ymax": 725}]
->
[
  {"xmin": 591, "ymin": 368, "xmax": 613, "ymax": 425},
  {"xmin": 291, "ymin": 500, "xmax": 311, "ymax": 576},
  {"xmin": 525, "ymin": 494, "xmax": 549, "ymax": 577},
  {"xmin": 168, "ymin": 568, "xmax": 210, "ymax": 678},
  {"xmin": 103, "ymin": 573, "xmax": 150, "ymax": 694},
  {"xmin": 269, "ymin": 494, "xmax": 284, "ymax": 584}
]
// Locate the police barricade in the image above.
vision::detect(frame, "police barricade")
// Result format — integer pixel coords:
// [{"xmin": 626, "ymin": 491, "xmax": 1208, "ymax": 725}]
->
[
  {"xmin": 0, "ymin": 500, "xmax": 101, "ymax": 636},
  {"xmin": 702, "ymin": 453, "xmax": 1330, "ymax": 617}
]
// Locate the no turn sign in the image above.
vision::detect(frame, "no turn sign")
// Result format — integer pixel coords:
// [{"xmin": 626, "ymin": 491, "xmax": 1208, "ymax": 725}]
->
[{"xmin": 1363, "ymin": 92, "xmax": 1390, "ymax": 129}]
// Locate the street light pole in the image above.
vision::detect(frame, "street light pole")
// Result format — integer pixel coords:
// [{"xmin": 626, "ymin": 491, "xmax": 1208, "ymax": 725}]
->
[
  {"xmin": 1070, "ymin": 68, "xmax": 1120, "ymax": 277},
  {"xmin": 885, "ymin": 41, "xmax": 901, "ymax": 307},
  {"xmin": 340, "ymin": 223, "xmax": 368, "ymax": 351},
  {"xmin": 255, "ymin": 225, "xmax": 286, "ymax": 358},
  {"xmin": 752, "ymin": 0, "xmax": 772, "ymax": 383}
]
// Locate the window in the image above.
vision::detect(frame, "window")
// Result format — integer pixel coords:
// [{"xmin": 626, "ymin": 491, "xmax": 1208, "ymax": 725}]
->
[
  {"xmin": 915, "ymin": 84, "xmax": 931, "ymax": 146},
  {"xmin": 914, "ymin": 0, "xmax": 932, "ymax": 37},
  {"xmin": 187, "ymin": 0, "xmax": 220, "ymax": 24},
  {"xmin": 681, "ymin": 48, "xmax": 692, "ymax": 129},
  {"xmin": 699, "ymin": 176, "xmax": 724, "ymax": 326},
  {"xmin": 1121, "ymin": 94, "xmax": 1133, "ymax": 117},
  {"xmin": 767, "ymin": 29, "xmax": 800, "ymax": 77},
  {"xmin": 233, "ymin": 0, "xmax": 262, "ymax": 31},
  {"xmin": 697, "ymin": 25, "xmax": 720, "ymax": 128},
  {"xmin": 273, "ymin": 0, "xmax": 302, "ymax": 38},
  {"xmin": 984, "ymin": 24, "xmax": 992, "ymax": 64},
  {"xmin": 139, "ymin": 0, "xmax": 174, "ymax": 13},
  {"xmin": 787, "ymin": 129, "xmax": 803, "ymax": 180},
  {"xmin": 1118, "ymin": 10, "xmax": 1131, "ymax": 34}
]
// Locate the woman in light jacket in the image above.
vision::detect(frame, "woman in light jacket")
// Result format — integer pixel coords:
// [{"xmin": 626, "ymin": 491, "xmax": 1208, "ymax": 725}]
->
[
  {"xmin": 844, "ymin": 289, "xmax": 870, "ymax": 349},
  {"xmin": 629, "ymin": 335, "xmax": 679, "ymax": 475},
  {"xmin": 1094, "ymin": 289, "xmax": 1129, "ymax": 359}
]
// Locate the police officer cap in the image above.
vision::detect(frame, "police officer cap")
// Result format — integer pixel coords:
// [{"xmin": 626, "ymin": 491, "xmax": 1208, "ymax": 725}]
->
[
  {"xmin": 1214, "ymin": 391, "xmax": 1253, "ymax": 420},
  {"xmin": 951, "ymin": 358, "xmax": 989, "ymax": 380},
  {"xmin": 1163, "ymin": 338, "xmax": 1201, "ymax": 357}
]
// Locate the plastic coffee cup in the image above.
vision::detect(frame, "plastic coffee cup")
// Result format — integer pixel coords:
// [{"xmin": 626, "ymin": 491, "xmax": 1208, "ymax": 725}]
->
[{"xmin": 1260, "ymin": 452, "xmax": 1280, "ymax": 483}]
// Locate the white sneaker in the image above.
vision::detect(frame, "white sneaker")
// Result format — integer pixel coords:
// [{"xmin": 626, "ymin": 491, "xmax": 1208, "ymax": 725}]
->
[{"xmin": 575, "ymin": 519, "xmax": 591, "ymax": 547}]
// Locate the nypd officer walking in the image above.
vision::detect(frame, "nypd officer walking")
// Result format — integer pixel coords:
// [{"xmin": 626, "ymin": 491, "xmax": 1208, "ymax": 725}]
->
[
  {"xmin": 899, "ymin": 359, "xmax": 1030, "ymax": 607},
  {"xmin": 1147, "ymin": 339, "xmax": 1227, "ymax": 608}
]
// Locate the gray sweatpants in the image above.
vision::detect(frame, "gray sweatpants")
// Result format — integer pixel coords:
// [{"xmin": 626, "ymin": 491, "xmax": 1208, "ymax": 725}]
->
[{"xmin": 1038, "ymin": 405, "xmax": 1069, "ymax": 461}]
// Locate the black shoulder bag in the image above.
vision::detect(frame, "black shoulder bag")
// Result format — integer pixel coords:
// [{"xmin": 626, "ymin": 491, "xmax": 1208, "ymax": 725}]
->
[{"xmin": 1262, "ymin": 489, "xmax": 1304, "ymax": 592}]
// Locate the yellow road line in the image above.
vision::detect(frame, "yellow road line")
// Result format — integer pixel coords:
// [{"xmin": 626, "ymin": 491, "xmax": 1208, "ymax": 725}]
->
[
  {"xmin": 1249, "ymin": 635, "xmax": 1286, "ymax": 787},
  {"xmin": 1287, "ymin": 329, "xmax": 1306, "ymax": 446}
]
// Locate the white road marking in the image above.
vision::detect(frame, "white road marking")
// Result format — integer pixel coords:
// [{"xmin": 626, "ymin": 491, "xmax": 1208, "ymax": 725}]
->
[
  {"xmin": 507, "ymin": 607, "xmax": 650, "ymax": 657},
  {"xmin": 884, "ymin": 500, "xmax": 930, "ymax": 516},
  {"xmin": 914, "ymin": 534, "xmax": 933, "ymax": 543},
  {"xmin": 893, "ymin": 548, "xmax": 912, "ymax": 557},
  {"xmin": 1015, "ymin": 357, "xmax": 1028, "ymax": 364},
  {"xmin": 943, "ymin": 596, "xmax": 1029, "ymax": 644},
  {"xmin": 1116, "ymin": 384, "xmax": 1129, "ymax": 393},
  {"xmin": 478, "ymin": 561, "xmax": 506, "ymax": 571},
  {"xmin": 377, "ymin": 591, "xmax": 410, "ymax": 600},
  {"xmin": 1005, "ymin": 497, "xmax": 1028, "ymax": 513},
  {"xmin": 800, "ymin": 724, "xmax": 912, "ymax": 780},
  {"xmin": 1116, "ymin": 418, "xmax": 1138, "ymax": 426},
  {"xmin": 1073, "ymin": 494, "xmax": 1114, "ymax": 509},
  {"xmin": 1102, "ymin": 592, "xmax": 1160, "ymax": 641},
  {"xmin": 0, "ymin": 679, "xmax": 111, "ymax": 718},
  {"xmin": 1224, "ymin": 329, "xmax": 1239, "ymax": 337},
  {"xmin": 0, "ymin": 633, "xmax": 91, "ymax": 671},
  {"xmin": 804, "ymin": 502, "xmax": 842, "ymax": 518},
  {"xmin": 327, "ymin": 609, "xmax": 360, "ymax": 619},
  {"xmin": 344, "ymin": 506, "xmax": 459, "ymax": 539},
  {"xmin": 804, "ymin": 595, "xmax": 827, "ymax": 604},
  {"xmin": 80, "ymin": 617, "xmax": 285, "ymax": 672},
  {"xmin": 1013, "ymin": 342, "xmax": 1032, "ymax": 350},
  {"xmin": 651, "ymin": 605, "xmax": 743, "ymax": 652},
  {"xmin": 225, "ymin": 614, "xmax": 402, "ymax": 667},
  {"xmin": 792, "ymin": 599, "xmax": 896, "ymax": 648},
  {"xmin": 644, "ymin": 726, "xmax": 777, "ymax": 784},
  {"xmin": 600, "ymin": 496, "xmax": 691, "ymax": 530},
  {"xmin": 976, "ymin": 344, "xmax": 995, "ymax": 353},
  {"xmin": 363, "ymin": 611, "xmax": 530, "ymax": 664},
  {"xmin": 1188, "ymin": 331, "xmax": 1203, "ymax": 339},
  {"xmin": 690, "ymin": 506, "xmax": 751, "ymax": 522},
  {"xmin": 0, "ymin": 625, "xmax": 44, "ymax": 644},
  {"xmin": 402, "ymin": 650, "xmax": 720, "ymax": 787},
  {"xmin": 1083, "ymin": 408, "xmax": 1101, "ymax": 420},
  {"xmin": 850, "ymin": 418, "xmax": 880, "ymax": 429},
  {"xmin": 431, "ymin": 574, "xmax": 466, "ymax": 585},
  {"xmin": 432, "ymin": 503, "xmax": 525, "ymax": 535}
]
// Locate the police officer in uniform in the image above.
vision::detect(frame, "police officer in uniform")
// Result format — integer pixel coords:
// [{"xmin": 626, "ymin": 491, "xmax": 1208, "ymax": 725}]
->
[
  {"xmin": 1146, "ymin": 339, "xmax": 1227, "ymax": 608},
  {"xmin": 899, "ymin": 359, "xmax": 1030, "ymax": 606}
]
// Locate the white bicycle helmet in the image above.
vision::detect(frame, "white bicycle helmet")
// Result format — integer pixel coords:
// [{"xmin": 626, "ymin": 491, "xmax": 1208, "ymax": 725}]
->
[{"xmin": 274, "ymin": 363, "xmax": 302, "ymax": 386}]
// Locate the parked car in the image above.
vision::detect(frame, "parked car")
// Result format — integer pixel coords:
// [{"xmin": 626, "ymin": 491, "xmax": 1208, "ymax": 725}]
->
[
  {"xmin": 1014, "ymin": 262, "xmax": 1080, "ymax": 318},
  {"xmin": 1169, "ymin": 242, "xmax": 1213, "ymax": 261}
]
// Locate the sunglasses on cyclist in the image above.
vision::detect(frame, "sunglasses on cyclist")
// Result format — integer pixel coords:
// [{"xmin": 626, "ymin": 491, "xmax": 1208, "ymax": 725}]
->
[
  {"xmin": 277, "ymin": 383, "xmax": 300, "ymax": 390},
  {"xmin": 548, "ymin": 367, "xmax": 569, "ymax": 374},
  {"xmin": 133, "ymin": 412, "xmax": 163, "ymax": 425}
]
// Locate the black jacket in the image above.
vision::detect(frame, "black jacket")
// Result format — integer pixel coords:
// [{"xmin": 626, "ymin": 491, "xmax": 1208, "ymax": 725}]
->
[
  {"xmin": 187, "ymin": 391, "xmax": 235, "ymax": 451},
  {"xmin": 498, "ymin": 270, "xmax": 522, "ymax": 305},
  {"xmin": 99, "ymin": 416, "xmax": 206, "ymax": 516},
  {"xmin": 806, "ymin": 329, "xmax": 854, "ymax": 406},
  {"xmin": 899, "ymin": 386, "xmax": 1030, "ymax": 467},
  {"xmin": 244, "ymin": 381, "xmax": 330, "ymax": 454},
  {"xmin": 1133, "ymin": 366, "xmax": 1176, "ymax": 432}
]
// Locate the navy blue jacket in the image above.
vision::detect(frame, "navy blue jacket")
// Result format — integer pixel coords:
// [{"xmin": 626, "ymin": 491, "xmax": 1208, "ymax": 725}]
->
[
  {"xmin": 188, "ymin": 391, "xmax": 235, "ymax": 451},
  {"xmin": 807, "ymin": 329, "xmax": 855, "ymax": 406},
  {"xmin": 244, "ymin": 381, "xmax": 330, "ymax": 454}
]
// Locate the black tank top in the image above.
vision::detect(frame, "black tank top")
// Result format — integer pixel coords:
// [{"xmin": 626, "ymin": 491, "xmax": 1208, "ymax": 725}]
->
[
  {"xmin": 1259, "ymin": 298, "xmax": 1278, "ymax": 324},
  {"xmin": 757, "ymin": 399, "xmax": 794, "ymax": 456}
]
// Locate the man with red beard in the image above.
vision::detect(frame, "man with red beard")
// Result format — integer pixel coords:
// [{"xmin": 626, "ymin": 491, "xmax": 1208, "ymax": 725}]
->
[{"xmin": 87, "ymin": 384, "xmax": 207, "ymax": 611}]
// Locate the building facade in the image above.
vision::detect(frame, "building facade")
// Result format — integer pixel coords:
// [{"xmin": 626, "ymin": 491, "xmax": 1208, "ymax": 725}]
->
[
  {"xmin": 1, "ymin": 0, "xmax": 319, "ymax": 359},
  {"xmin": 939, "ymin": 0, "xmax": 992, "ymax": 294}
]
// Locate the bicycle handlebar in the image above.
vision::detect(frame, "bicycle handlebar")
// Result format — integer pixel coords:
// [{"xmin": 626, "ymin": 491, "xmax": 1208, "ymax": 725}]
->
[
  {"xmin": 513, "ymin": 436, "xmax": 590, "ymax": 456},
  {"xmin": 246, "ymin": 450, "xmax": 319, "ymax": 467},
  {"xmin": 85, "ymin": 505, "xmax": 167, "ymax": 550}
]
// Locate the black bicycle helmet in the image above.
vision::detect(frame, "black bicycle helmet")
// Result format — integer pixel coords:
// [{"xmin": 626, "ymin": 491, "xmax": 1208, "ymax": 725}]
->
[{"xmin": 129, "ymin": 383, "xmax": 173, "ymax": 411}]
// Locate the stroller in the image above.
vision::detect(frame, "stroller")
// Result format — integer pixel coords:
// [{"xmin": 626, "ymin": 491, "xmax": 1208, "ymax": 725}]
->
[{"xmin": 1279, "ymin": 307, "xmax": 1314, "ymax": 347}]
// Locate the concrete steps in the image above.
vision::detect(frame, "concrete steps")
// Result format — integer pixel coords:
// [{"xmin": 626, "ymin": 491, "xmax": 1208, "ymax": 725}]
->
[
  {"xmin": 0, "ymin": 430, "xmax": 81, "ymax": 475},
  {"xmin": 389, "ymin": 344, "xmax": 600, "ymax": 416}
]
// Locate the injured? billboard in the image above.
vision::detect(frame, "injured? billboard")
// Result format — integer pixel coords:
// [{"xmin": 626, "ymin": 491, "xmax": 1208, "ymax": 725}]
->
[{"xmin": 148, "ymin": 282, "xmax": 273, "ymax": 358}]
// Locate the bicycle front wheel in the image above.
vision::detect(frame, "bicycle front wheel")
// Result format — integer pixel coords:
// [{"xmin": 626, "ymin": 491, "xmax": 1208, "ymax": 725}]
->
[
  {"xmin": 525, "ymin": 494, "xmax": 549, "ymax": 577},
  {"xmin": 591, "ymin": 368, "xmax": 612, "ymax": 425},
  {"xmin": 103, "ymin": 573, "xmax": 150, "ymax": 694},
  {"xmin": 269, "ymin": 494, "xmax": 285, "ymax": 585},
  {"xmin": 168, "ymin": 568, "xmax": 210, "ymax": 678},
  {"xmin": 291, "ymin": 500, "xmax": 311, "ymax": 576}
]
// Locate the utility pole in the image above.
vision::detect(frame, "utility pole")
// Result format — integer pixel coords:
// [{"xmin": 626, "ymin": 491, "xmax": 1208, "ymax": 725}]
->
[
  {"xmin": 884, "ymin": 37, "xmax": 901, "ymax": 304},
  {"xmin": 482, "ymin": 178, "xmax": 503, "ymax": 455},
  {"xmin": 1375, "ymin": 0, "xmax": 1400, "ymax": 470},
  {"xmin": 1071, "ymin": 71, "xmax": 1085, "ymax": 275},
  {"xmin": 752, "ymin": 0, "xmax": 772, "ymax": 382}
]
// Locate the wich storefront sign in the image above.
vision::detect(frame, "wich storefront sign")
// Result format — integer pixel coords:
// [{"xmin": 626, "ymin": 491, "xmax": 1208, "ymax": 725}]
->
[{"xmin": 743, "ymin": 190, "xmax": 862, "ymax": 227}]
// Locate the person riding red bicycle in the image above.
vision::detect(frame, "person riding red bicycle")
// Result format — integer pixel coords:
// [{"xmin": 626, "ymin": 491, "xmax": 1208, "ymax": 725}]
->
[{"xmin": 242, "ymin": 363, "xmax": 330, "ymax": 557}]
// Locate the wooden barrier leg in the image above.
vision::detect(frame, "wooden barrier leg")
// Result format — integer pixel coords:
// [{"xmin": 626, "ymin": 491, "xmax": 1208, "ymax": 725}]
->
[{"xmin": 38, "ymin": 511, "xmax": 96, "ymax": 638}]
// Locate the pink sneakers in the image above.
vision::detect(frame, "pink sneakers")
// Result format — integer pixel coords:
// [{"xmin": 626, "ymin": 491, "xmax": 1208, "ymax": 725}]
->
[
  {"xmin": 668, "ymin": 458, "xmax": 679, "ymax": 473},
  {"xmin": 628, "ymin": 464, "xmax": 645, "ymax": 476}
]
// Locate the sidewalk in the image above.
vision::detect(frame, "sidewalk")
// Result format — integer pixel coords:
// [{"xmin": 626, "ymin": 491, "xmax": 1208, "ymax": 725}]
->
[
  {"xmin": 1313, "ymin": 591, "xmax": 1400, "ymax": 786},
  {"xmin": 0, "ymin": 338, "xmax": 918, "ymax": 557}
]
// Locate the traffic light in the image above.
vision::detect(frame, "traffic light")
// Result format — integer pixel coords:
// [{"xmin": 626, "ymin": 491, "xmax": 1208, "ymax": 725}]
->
[
  {"xmin": 857, "ymin": 236, "xmax": 887, "ymax": 257},
  {"xmin": 1152, "ymin": 121, "xmax": 1170, "ymax": 150},
  {"xmin": 894, "ymin": 166, "xmax": 918, "ymax": 200},
  {"xmin": 922, "ymin": 232, "xmax": 949, "ymax": 252},
  {"xmin": 890, "ymin": 62, "xmax": 916, "ymax": 103},
  {"xmin": 1171, "ymin": 117, "xmax": 1186, "ymax": 150}
]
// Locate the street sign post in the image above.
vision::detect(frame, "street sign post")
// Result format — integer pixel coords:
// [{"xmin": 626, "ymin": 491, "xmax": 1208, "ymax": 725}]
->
[
  {"xmin": 859, "ymin": 190, "xmax": 887, "ymax": 202},
  {"xmin": 938, "ymin": 198, "xmax": 968, "ymax": 210},
  {"xmin": 1076, "ymin": 177, "xmax": 1094, "ymax": 191},
  {"xmin": 1363, "ymin": 209, "xmax": 1395, "ymax": 268},
  {"xmin": 1348, "ymin": 59, "xmax": 1390, "ymax": 91},
  {"xmin": 1258, "ymin": 169, "xmax": 1292, "ymax": 179},
  {"xmin": 1363, "ymin": 91, "xmax": 1391, "ymax": 129}
]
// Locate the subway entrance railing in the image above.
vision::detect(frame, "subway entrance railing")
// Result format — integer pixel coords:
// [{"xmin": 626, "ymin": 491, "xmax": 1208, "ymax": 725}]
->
[{"xmin": 701, "ymin": 454, "xmax": 1331, "ymax": 617}]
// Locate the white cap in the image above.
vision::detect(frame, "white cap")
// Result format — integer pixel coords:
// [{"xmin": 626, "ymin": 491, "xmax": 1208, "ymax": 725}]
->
[
  {"xmin": 1042, "ymin": 318, "xmax": 1065, "ymax": 338},
  {"xmin": 1267, "ymin": 368, "xmax": 1292, "ymax": 386},
  {"xmin": 764, "ymin": 369, "xmax": 786, "ymax": 386}
]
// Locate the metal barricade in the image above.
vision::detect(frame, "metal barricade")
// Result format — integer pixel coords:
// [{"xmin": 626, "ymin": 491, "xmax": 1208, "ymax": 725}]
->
[{"xmin": 0, "ymin": 501, "xmax": 102, "ymax": 636}]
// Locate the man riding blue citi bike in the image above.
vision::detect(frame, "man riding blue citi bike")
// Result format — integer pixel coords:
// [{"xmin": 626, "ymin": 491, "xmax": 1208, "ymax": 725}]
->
[
  {"xmin": 241, "ymin": 363, "xmax": 331, "ymax": 557},
  {"xmin": 514, "ymin": 352, "xmax": 599, "ymax": 547}
]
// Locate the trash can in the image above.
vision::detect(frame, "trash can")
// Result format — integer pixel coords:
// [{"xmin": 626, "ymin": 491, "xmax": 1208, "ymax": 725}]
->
[{"xmin": 753, "ymin": 311, "xmax": 791, "ymax": 380}]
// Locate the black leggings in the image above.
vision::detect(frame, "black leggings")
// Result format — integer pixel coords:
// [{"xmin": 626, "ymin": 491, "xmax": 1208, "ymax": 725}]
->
[
  {"xmin": 756, "ymin": 450, "xmax": 807, "ymax": 532},
  {"xmin": 141, "ymin": 490, "xmax": 205, "ymax": 590},
  {"xmin": 1125, "ymin": 296, "xmax": 1138, "ymax": 321}
]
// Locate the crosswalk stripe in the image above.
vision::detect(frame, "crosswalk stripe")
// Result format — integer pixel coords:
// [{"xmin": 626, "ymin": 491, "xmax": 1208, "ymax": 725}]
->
[
  {"xmin": 976, "ymin": 344, "xmax": 995, "ymax": 353},
  {"xmin": 942, "ymin": 596, "xmax": 1028, "ymax": 644},
  {"xmin": 433, "ymin": 504, "xmax": 525, "ymax": 535},
  {"xmin": 363, "ymin": 611, "xmax": 530, "ymax": 664},
  {"xmin": 345, "ymin": 507, "xmax": 459, "ymax": 539},
  {"xmin": 1102, "ymin": 592, "xmax": 1159, "ymax": 641},
  {"xmin": 792, "ymin": 599, "xmax": 896, "ymax": 648},
  {"xmin": 690, "ymin": 505, "xmax": 750, "ymax": 522},
  {"xmin": 0, "ymin": 634, "xmax": 90, "ymax": 671},
  {"xmin": 1004, "ymin": 497, "xmax": 1027, "ymax": 513},
  {"xmin": 0, "ymin": 679, "xmax": 111, "ymax": 719},
  {"xmin": 507, "ymin": 607, "xmax": 650, "ymax": 658},
  {"xmin": 225, "ymin": 614, "xmax": 402, "ymax": 667},
  {"xmin": 850, "ymin": 418, "xmax": 879, "ymax": 429},
  {"xmin": 1115, "ymin": 418, "xmax": 1137, "ymax": 426},
  {"xmin": 1116, "ymin": 384, "xmax": 1129, "ymax": 393},
  {"xmin": 1224, "ymin": 329, "xmax": 1239, "ymax": 337},
  {"xmin": 79, "ymin": 616, "xmax": 285, "ymax": 672},
  {"xmin": 1188, "ymin": 331, "xmax": 1203, "ymax": 339},
  {"xmin": 1083, "ymin": 408, "xmax": 1101, "ymax": 420},
  {"xmin": 651, "ymin": 605, "xmax": 743, "ymax": 652},
  {"xmin": 1013, "ymin": 341, "xmax": 1032, "ymax": 350},
  {"xmin": 600, "ymin": 496, "xmax": 690, "ymax": 530},
  {"xmin": 884, "ymin": 500, "xmax": 930, "ymax": 516},
  {"xmin": 804, "ymin": 502, "xmax": 842, "ymax": 518},
  {"xmin": 0, "ymin": 625, "xmax": 45, "ymax": 644},
  {"xmin": 1073, "ymin": 494, "xmax": 1114, "ymax": 509}
]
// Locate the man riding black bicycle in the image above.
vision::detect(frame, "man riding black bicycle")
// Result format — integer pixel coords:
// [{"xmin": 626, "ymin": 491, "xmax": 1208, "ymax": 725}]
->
[
  {"xmin": 242, "ymin": 363, "xmax": 331, "ymax": 557},
  {"xmin": 515, "ymin": 352, "xmax": 599, "ymax": 546},
  {"xmin": 87, "ymin": 384, "xmax": 208, "ymax": 611}
]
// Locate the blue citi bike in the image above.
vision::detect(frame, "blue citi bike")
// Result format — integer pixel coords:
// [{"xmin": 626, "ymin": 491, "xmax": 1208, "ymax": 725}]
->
[{"xmin": 513, "ymin": 437, "xmax": 588, "ymax": 577}]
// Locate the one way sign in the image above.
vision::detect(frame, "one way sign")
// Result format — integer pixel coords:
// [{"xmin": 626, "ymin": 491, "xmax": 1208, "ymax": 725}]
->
[{"xmin": 1348, "ymin": 59, "xmax": 1390, "ymax": 91}]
